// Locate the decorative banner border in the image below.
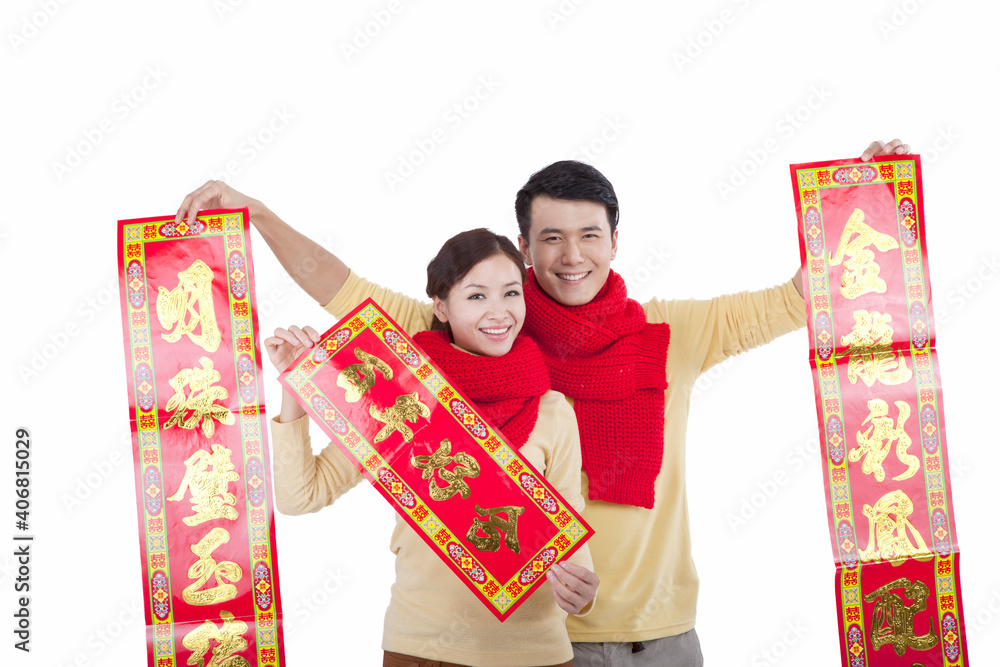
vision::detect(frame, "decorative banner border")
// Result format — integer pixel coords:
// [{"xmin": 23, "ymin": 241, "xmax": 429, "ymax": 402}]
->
[
  {"xmin": 792, "ymin": 157, "xmax": 968, "ymax": 666},
  {"xmin": 278, "ymin": 299, "xmax": 594, "ymax": 621},
  {"xmin": 118, "ymin": 208, "xmax": 285, "ymax": 667}
]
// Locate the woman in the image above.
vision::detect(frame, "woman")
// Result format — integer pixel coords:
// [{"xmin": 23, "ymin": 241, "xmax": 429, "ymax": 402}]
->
[{"xmin": 266, "ymin": 229, "xmax": 598, "ymax": 667}]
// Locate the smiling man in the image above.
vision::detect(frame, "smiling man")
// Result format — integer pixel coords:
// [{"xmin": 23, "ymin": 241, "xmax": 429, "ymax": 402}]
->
[{"xmin": 176, "ymin": 138, "xmax": 909, "ymax": 666}]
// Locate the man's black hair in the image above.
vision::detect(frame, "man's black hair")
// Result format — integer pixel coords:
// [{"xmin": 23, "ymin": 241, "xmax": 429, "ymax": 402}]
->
[{"xmin": 514, "ymin": 160, "xmax": 620, "ymax": 242}]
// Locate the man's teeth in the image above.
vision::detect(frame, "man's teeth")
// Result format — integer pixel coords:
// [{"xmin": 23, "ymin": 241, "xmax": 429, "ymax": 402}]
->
[
  {"xmin": 558, "ymin": 272, "xmax": 589, "ymax": 281},
  {"xmin": 481, "ymin": 327, "xmax": 509, "ymax": 334}
]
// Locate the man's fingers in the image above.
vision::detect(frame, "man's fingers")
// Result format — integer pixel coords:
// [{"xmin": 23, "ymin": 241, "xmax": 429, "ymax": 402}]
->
[
  {"xmin": 894, "ymin": 142, "xmax": 911, "ymax": 154},
  {"xmin": 861, "ymin": 140, "xmax": 885, "ymax": 161},
  {"xmin": 304, "ymin": 325, "xmax": 321, "ymax": 343},
  {"xmin": 882, "ymin": 138, "xmax": 903, "ymax": 154}
]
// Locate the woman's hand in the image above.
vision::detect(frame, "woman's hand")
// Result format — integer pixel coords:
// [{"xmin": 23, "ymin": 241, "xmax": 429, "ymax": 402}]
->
[
  {"xmin": 265, "ymin": 325, "xmax": 321, "ymax": 372},
  {"xmin": 547, "ymin": 562, "xmax": 599, "ymax": 615}
]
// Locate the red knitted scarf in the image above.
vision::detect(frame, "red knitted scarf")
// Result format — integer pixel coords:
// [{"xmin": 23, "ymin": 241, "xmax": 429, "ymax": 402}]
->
[
  {"xmin": 522, "ymin": 268, "xmax": 670, "ymax": 508},
  {"xmin": 412, "ymin": 330, "xmax": 551, "ymax": 450}
]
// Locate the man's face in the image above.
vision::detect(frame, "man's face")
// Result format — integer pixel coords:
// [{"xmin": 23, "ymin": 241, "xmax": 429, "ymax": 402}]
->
[{"xmin": 518, "ymin": 195, "xmax": 618, "ymax": 306}]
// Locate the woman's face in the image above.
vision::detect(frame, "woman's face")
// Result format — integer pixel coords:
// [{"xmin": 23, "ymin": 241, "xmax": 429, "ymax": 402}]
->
[{"xmin": 432, "ymin": 254, "xmax": 525, "ymax": 357}]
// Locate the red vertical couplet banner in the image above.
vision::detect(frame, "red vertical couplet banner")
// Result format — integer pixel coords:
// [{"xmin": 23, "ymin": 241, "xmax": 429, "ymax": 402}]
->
[
  {"xmin": 791, "ymin": 155, "xmax": 969, "ymax": 667},
  {"xmin": 792, "ymin": 157, "xmax": 968, "ymax": 666},
  {"xmin": 278, "ymin": 299, "xmax": 594, "ymax": 621},
  {"xmin": 117, "ymin": 209, "xmax": 285, "ymax": 667}
]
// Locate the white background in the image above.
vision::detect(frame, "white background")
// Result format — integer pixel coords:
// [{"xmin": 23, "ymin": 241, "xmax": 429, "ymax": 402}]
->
[{"xmin": 2, "ymin": 1, "xmax": 998, "ymax": 665}]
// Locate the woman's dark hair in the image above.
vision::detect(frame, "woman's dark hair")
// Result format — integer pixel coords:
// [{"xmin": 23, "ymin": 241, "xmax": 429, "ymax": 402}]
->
[
  {"xmin": 425, "ymin": 228, "xmax": 526, "ymax": 332},
  {"xmin": 514, "ymin": 160, "xmax": 620, "ymax": 242}
]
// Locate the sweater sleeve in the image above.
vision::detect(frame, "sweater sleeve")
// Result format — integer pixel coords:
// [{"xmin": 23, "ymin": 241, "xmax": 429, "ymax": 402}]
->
[
  {"xmin": 270, "ymin": 415, "xmax": 365, "ymax": 516},
  {"xmin": 322, "ymin": 270, "xmax": 434, "ymax": 336},
  {"xmin": 644, "ymin": 278, "xmax": 806, "ymax": 377}
]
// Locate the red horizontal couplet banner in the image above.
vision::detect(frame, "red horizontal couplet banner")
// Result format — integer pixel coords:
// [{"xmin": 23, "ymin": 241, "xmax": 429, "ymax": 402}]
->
[
  {"xmin": 118, "ymin": 208, "xmax": 285, "ymax": 667},
  {"xmin": 278, "ymin": 299, "xmax": 594, "ymax": 621},
  {"xmin": 792, "ymin": 157, "xmax": 968, "ymax": 666}
]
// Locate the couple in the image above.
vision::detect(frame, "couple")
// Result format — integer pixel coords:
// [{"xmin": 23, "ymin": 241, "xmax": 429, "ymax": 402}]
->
[{"xmin": 175, "ymin": 140, "xmax": 909, "ymax": 667}]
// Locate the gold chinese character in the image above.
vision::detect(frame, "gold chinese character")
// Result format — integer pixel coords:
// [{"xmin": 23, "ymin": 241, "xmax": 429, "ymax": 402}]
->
[
  {"xmin": 182, "ymin": 527, "xmax": 243, "ymax": 606},
  {"xmin": 182, "ymin": 610, "xmax": 252, "ymax": 667},
  {"xmin": 156, "ymin": 259, "xmax": 222, "ymax": 352},
  {"xmin": 842, "ymin": 310, "xmax": 913, "ymax": 387},
  {"xmin": 370, "ymin": 393, "xmax": 431, "ymax": 443},
  {"xmin": 337, "ymin": 348, "xmax": 393, "ymax": 402},
  {"xmin": 851, "ymin": 399, "xmax": 920, "ymax": 482},
  {"xmin": 411, "ymin": 439, "xmax": 481, "ymax": 501},
  {"xmin": 167, "ymin": 444, "xmax": 240, "ymax": 526},
  {"xmin": 467, "ymin": 503, "xmax": 525, "ymax": 554},
  {"xmin": 164, "ymin": 357, "xmax": 236, "ymax": 438},
  {"xmin": 859, "ymin": 490, "xmax": 932, "ymax": 565},
  {"xmin": 863, "ymin": 577, "xmax": 939, "ymax": 657},
  {"xmin": 828, "ymin": 208, "xmax": 899, "ymax": 299}
]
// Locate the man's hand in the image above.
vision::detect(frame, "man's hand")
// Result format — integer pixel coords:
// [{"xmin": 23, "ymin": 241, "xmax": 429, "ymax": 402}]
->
[
  {"xmin": 860, "ymin": 138, "xmax": 911, "ymax": 161},
  {"xmin": 176, "ymin": 180, "xmax": 260, "ymax": 226},
  {"xmin": 547, "ymin": 561, "xmax": 599, "ymax": 615}
]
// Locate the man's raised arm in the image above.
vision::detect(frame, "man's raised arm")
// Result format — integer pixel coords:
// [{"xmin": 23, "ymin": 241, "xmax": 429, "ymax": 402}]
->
[{"xmin": 176, "ymin": 180, "xmax": 348, "ymax": 305}]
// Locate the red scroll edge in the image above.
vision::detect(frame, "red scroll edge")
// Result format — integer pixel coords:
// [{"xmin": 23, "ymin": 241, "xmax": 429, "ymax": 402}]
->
[
  {"xmin": 792, "ymin": 157, "xmax": 968, "ymax": 666},
  {"xmin": 278, "ymin": 299, "xmax": 594, "ymax": 622},
  {"xmin": 117, "ymin": 208, "xmax": 286, "ymax": 667}
]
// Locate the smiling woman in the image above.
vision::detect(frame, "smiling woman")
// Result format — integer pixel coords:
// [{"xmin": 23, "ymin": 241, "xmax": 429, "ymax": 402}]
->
[{"xmin": 426, "ymin": 229, "xmax": 527, "ymax": 356}]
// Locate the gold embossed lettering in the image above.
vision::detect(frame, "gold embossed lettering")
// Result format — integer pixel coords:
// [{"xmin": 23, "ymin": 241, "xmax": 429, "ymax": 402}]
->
[
  {"xmin": 164, "ymin": 357, "xmax": 235, "ymax": 438},
  {"xmin": 411, "ymin": 439, "xmax": 481, "ymax": 501},
  {"xmin": 182, "ymin": 610, "xmax": 252, "ymax": 667},
  {"xmin": 337, "ymin": 348, "xmax": 393, "ymax": 402},
  {"xmin": 467, "ymin": 504, "xmax": 525, "ymax": 554},
  {"xmin": 842, "ymin": 310, "xmax": 913, "ymax": 387},
  {"xmin": 828, "ymin": 208, "xmax": 899, "ymax": 299},
  {"xmin": 859, "ymin": 490, "xmax": 932, "ymax": 565},
  {"xmin": 850, "ymin": 399, "xmax": 919, "ymax": 482},
  {"xmin": 182, "ymin": 527, "xmax": 243, "ymax": 606},
  {"xmin": 370, "ymin": 393, "xmax": 431, "ymax": 443},
  {"xmin": 156, "ymin": 259, "xmax": 222, "ymax": 352},
  {"xmin": 167, "ymin": 444, "xmax": 240, "ymax": 525},
  {"xmin": 863, "ymin": 577, "xmax": 939, "ymax": 657}
]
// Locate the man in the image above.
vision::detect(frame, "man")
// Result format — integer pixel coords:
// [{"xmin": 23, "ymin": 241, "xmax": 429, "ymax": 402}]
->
[{"xmin": 176, "ymin": 138, "xmax": 909, "ymax": 665}]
